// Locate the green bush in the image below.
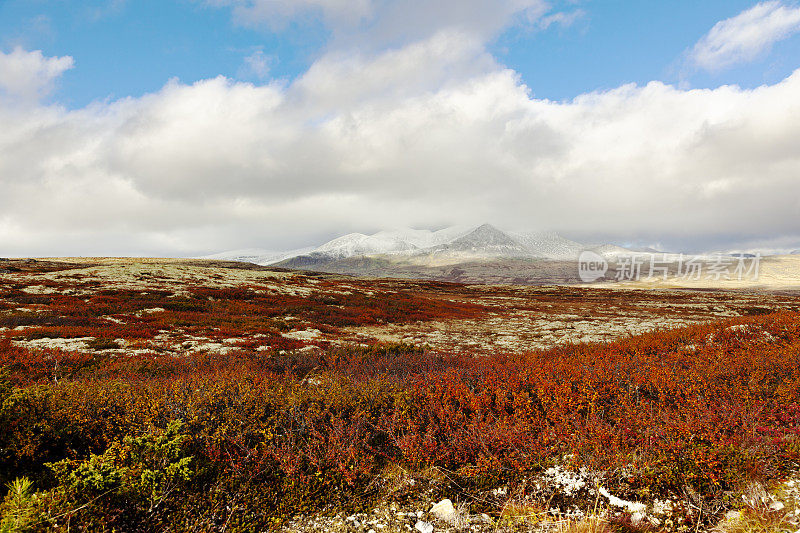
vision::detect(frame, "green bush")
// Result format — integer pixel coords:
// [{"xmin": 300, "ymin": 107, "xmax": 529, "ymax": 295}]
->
[
  {"xmin": 0, "ymin": 477, "xmax": 36, "ymax": 532},
  {"xmin": 46, "ymin": 420, "xmax": 193, "ymax": 529}
]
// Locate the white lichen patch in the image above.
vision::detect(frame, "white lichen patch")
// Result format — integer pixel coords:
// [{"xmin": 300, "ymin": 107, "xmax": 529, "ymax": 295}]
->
[
  {"xmin": 282, "ymin": 328, "xmax": 322, "ymax": 341},
  {"xmin": 21, "ymin": 285, "xmax": 59, "ymax": 294},
  {"xmin": 543, "ymin": 465, "xmax": 589, "ymax": 497},
  {"xmin": 14, "ymin": 337, "xmax": 95, "ymax": 351},
  {"xmin": 344, "ymin": 311, "xmax": 700, "ymax": 354}
]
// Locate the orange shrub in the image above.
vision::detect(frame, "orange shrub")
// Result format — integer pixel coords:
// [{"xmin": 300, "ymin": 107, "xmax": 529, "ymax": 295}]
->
[{"xmin": 2, "ymin": 301, "xmax": 800, "ymax": 529}]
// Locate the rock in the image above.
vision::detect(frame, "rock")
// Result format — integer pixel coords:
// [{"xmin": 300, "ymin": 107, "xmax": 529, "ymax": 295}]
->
[
  {"xmin": 415, "ymin": 521, "xmax": 434, "ymax": 533},
  {"xmin": 769, "ymin": 501, "xmax": 785, "ymax": 511},
  {"xmin": 430, "ymin": 499, "xmax": 456, "ymax": 522}
]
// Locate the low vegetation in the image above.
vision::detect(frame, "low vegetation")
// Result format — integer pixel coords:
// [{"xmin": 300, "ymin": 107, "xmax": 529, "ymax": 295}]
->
[
  {"xmin": 0, "ymin": 310, "xmax": 798, "ymax": 530},
  {"xmin": 0, "ymin": 262, "xmax": 798, "ymax": 531}
]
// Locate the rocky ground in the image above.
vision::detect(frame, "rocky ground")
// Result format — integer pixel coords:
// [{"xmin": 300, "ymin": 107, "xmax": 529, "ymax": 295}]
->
[{"xmin": 278, "ymin": 468, "xmax": 800, "ymax": 533}]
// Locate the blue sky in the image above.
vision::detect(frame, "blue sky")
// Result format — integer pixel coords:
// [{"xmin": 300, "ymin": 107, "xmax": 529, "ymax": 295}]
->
[
  {"xmin": 3, "ymin": 0, "xmax": 800, "ymax": 108},
  {"xmin": 1, "ymin": 0, "xmax": 800, "ymax": 256},
  {"xmin": 0, "ymin": 0, "xmax": 326, "ymax": 107},
  {"xmin": 494, "ymin": 0, "xmax": 800, "ymax": 97}
]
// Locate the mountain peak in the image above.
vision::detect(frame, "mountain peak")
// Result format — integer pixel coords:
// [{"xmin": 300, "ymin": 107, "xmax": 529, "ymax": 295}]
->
[
  {"xmin": 209, "ymin": 224, "xmax": 645, "ymax": 267},
  {"xmin": 439, "ymin": 224, "xmax": 535, "ymax": 258},
  {"xmin": 454, "ymin": 223, "xmax": 518, "ymax": 247}
]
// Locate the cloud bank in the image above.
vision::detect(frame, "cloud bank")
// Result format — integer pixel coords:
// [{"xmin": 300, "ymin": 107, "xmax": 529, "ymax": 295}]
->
[{"xmin": 1, "ymin": 3, "xmax": 799, "ymax": 256}]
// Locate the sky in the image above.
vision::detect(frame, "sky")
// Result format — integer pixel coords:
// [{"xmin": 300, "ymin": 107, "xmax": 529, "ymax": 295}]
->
[{"xmin": 1, "ymin": 0, "xmax": 800, "ymax": 256}]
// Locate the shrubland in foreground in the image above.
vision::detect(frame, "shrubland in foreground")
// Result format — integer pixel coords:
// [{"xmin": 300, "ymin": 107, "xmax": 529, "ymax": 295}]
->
[{"xmin": 0, "ymin": 260, "xmax": 798, "ymax": 531}]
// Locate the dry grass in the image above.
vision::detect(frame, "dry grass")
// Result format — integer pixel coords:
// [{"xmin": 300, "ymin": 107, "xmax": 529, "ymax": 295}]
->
[
  {"xmin": 713, "ymin": 482, "xmax": 800, "ymax": 533},
  {"xmin": 493, "ymin": 502, "xmax": 615, "ymax": 533}
]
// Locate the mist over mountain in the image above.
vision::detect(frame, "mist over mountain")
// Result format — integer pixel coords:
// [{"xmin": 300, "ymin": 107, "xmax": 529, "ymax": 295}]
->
[
  {"xmin": 207, "ymin": 223, "xmax": 619, "ymax": 266},
  {"xmin": 203, "ymin": 223, "xmax": 800, "ymax": 284},
  {"xmin": 203, "ymin": 223, "xmax": 665, "ymax": 284}
]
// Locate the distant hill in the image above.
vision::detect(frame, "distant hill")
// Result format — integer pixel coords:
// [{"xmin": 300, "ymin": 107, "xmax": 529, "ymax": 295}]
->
[
  {"xmin": 203, "ymin": 224, "xmax": 649, "ymax": 283},
  {"xmin": 243, "ymin": 224, "xmax": 643, "ymax": 268},
  {"xmin": 205, "ymin": 228, "xmax": 800, "ymax": 285}
]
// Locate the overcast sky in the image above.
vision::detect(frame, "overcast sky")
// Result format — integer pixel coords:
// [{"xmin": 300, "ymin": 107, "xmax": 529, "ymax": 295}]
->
[{"xmin": 1, "ymin": 0, "xmax": 799, "ymax": 256}]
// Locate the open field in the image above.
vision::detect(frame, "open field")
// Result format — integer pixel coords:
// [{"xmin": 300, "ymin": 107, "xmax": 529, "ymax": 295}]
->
[
  {"xmin": 274, "ymin": 250, "xmax": 800, "ymax": 289},
  {"xmin": 1, "ymin": 258, "xmax": 800, "ymax": 531},
  {"xmin": 1, "ymin": 257, "xmax": 798, "ymax": 356},
  {"xmin": 596, "ymin": 255, "xmax": 800, "ymax": 291}
]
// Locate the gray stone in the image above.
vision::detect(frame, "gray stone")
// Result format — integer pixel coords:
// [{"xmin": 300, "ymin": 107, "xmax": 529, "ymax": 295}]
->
[
  {"xmin": 430, "ymin": 499, "xmax": 456, "ymax": 522},
  {"xmin": 414, "ymin": 521, "xmax": 434, "ymax": 533}
]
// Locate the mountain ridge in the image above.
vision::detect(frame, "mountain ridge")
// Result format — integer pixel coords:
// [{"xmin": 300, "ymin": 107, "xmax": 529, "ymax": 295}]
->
[{"xmin": 205, "ymin": 224, "xmax": 645, "ymax": 267}]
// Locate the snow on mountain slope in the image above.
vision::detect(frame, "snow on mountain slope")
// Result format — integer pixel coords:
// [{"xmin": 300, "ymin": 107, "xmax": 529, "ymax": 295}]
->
[
  {"xmin": 206, "ymin": 224, "xmax": 651, "ymax": 267},
  {"xmin": 372, "ymin": 225, "xmax": 475, "ymax": 249},
  {"xmin": 308, "ymin": 226, "xmax": 478, "ymax": 259},
  {"xmin": 426, "ymin": 223, "xmax": 538, "ymax": 259},
  {"xmin": 511, "ymin": 231, "xmax": 585, "ymax": 260},
  {"xmin": 313, "ymin": 232, "xmax": 418, "ymax": 258}
]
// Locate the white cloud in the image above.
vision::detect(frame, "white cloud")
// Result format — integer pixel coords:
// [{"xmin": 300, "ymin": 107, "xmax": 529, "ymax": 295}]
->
[
  {"xmin": 206, "ymin": 0, "xmax": 373, "ymax": 30},
  {"xmin": 87, "ymin": 0, "xmax": 128, "ymax": 21},
  {"xmin": 691, "ymin": 1, "xmax": 800, "ymax": 71},
  {"xmin": 0, "ymin": 47, "xmax": 74, "ymax": 101},
  {"xmin": 207, "ymin": 0, "xmax": 550, "ymax": 47},
  {"xmin": 2, "ymin": 41, "xmax": 800, "ymax": 256},
  {"xmin": 242, "ymin": 50, "xmax": 272, "ymax": 79},
  {"xmin": 536, "ymin": 9, "xmax": 586, "ymax": 31},
  {"xmin": 292, "ymin": 30, "xmax": 494, "ymax": 112}
]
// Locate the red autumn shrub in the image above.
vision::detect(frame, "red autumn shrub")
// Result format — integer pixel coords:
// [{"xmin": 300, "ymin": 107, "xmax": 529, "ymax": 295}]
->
[{"xmin": 2, "ymin": 275, "xmax": 800, "ymax": 530}]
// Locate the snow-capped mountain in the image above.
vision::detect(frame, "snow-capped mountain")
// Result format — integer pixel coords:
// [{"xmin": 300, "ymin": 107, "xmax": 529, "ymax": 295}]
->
[
  {"xmin": 204, "ymin": 224, "xmax": 649, "ymax": 267},
  {"xmin": 426, "ymin": 223, "xmax": 537, "ymax": 259},
  {"xmin": 313, "ymin": 233, "xmax": 418, "ymax": 258},
  {"xmin": 201, "ymin": 228, "xmax": 800, "ymax": 285}
]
